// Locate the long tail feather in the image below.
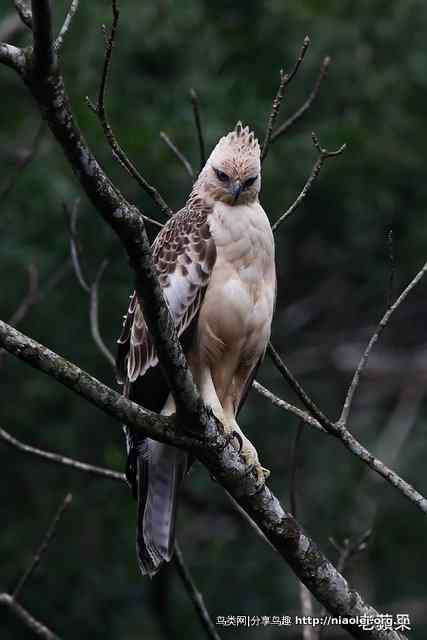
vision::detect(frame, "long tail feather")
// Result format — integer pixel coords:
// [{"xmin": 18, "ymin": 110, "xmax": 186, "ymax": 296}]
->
[{"xmin": 136, "ymin": 440, "xmax": 188, "ymax": 577}]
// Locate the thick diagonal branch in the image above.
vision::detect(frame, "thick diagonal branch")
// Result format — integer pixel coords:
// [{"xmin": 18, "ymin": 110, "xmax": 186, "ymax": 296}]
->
[{"xmin": 0, "ymin": 321, "xmax": 405, "ymax": 640}]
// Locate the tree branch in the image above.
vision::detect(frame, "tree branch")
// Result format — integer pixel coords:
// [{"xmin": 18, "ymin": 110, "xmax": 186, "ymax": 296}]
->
[
  {"xmin": 13, "ymin": 493, "xmax": 73, "ymax": 599},
  {"xmin": 0, "ymin": 322, "xmax": 406, "ymax": 639},
  {"xmin": 271, "ymin": 56, "xmax": 330, "ymax": 144},
  {"xmin": 86, "ymin": 0, "xmax": 171, "ymax": 220},
  {"xmin": 54, "ymin": 0, "xmax": 79, "ymax": 52},
  {"xmin": 269, "ymin": 340, "xmax": 427, "ymax": 515},
  {"xmin": 13, "ymin": 0, "xmax": 33, "ymax": 31},
  {"xmin": 339, "ymin": 260, "xmax": 427, "ymax": 427},
  {"xmin": 174, "ymin": 542, "xmax": 221, "ymax": 640},
  {"xmin": 271, "ymin": 133, "xmax": 346, "ymax": 232},
  {"xmin": 0, "ymin": 4, "xmax": 410, "ymax": 633},
  {"xmin": 190, "ymin": 88, "xmax": 206, "ymax": 170},
  {"xmin": 261, "ymin": 36, "xmax": 310, "ymax": 162},
  {"xmin": 0, "ymin": 120, "xmax": 45, "ymax": 202},
  {"xmin": 253, "ymin": 380, "xmax": 324, "ymax": 432},
  {"xmin": 0, "ymin": 593, "xmax": 60, "ymax": 640},
  {"xmin": 89, "ymin": 259, "xmax": 116, "ymax": 367},
  {"xmin": 0, "ymin": 42, "xmax": 25, "ymax": 73},
  {"xmin": 31, "ymin": 0, "xmax": 56, "ymax": 79},
  {"xmin": 160, "ymin": 131, "xmax": 195, "ymax": 179},
  {"xmin": 0, "ymin": 320, "xmax": 195, "ymax": 450},
  {"xmin": 0, "ymin": 425, "xmax": 125, "ymax": 482}
]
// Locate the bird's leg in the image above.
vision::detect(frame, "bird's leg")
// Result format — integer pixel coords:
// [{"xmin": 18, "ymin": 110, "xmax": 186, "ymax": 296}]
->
[
  {"xmin": 197, "ymin": 368, "xmax": 234, "ymax": 435},
  {"xmin": 226, "ymin": 416, "xmax": 270, "ymax": 485}
]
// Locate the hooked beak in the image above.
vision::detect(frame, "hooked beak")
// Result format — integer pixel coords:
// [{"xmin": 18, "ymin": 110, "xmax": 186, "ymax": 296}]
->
[{"xmin": 231, "ymin": 180, "xmax": 242, "ymax": 202}]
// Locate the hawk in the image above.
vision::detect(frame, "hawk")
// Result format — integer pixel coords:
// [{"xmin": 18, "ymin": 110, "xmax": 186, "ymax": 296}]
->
[{"xmin": 116, "ymin": 122, "xmax": 276, "ymax": 576}]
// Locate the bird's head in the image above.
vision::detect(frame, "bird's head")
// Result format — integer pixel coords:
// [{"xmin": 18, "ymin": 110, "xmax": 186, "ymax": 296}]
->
[{"xmin": 200, "ymin": 122, "xmax": 261, "ymax": 206}]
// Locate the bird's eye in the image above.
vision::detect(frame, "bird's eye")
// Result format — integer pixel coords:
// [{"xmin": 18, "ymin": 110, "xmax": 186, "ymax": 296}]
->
[
  {"xmin": 214, "ymin": 169, "xmax": 229, "ymax": 183},
  {"xmin": 244, "ymin": 176, "xmax": 257, "ymax": 189}
]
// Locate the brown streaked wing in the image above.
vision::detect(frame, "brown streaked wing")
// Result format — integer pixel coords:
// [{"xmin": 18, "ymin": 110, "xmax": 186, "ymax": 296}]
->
[{"xmin": 115, "ymin": 198, "xmax": 216, "ymax": 384}]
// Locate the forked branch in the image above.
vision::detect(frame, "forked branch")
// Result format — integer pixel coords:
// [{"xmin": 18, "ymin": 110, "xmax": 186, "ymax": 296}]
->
[
  {"xmin": 86, "ymin": 0, "xmax": 171, "ymax": 222},
  {"xmin": 261, "ymin": 35, "xmax": 310, "ymax": 162},
  {"xmin": 271, "ymin": 133, "xmax": 346, "ymax": 232}
]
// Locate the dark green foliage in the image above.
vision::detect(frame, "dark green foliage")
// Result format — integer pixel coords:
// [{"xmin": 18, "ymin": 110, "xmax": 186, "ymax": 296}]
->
[{"xmin": 1, "ymin": 1, "xmax": 427, "ymax": 637}]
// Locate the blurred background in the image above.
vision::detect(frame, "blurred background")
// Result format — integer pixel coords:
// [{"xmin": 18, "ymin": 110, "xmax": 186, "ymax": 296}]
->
[{"xmin": 1, "ymin": 0, "xmax": 427, "ymax": 638}]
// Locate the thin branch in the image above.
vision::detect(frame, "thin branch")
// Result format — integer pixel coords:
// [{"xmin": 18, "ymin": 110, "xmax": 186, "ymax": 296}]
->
[
  {"xmin": 174, "ymin": 541, "xmax": 221, "ymax": 640},
  {"xmin": 8, "ymin": 263, "xmax": 39, "ymax": 326},
  {"xmin": 65, "ymin": 200, "xmax": 117, "ymax": 366},
  {"xmin": 160, "ymin": 131, "xmax": 194, "ymax": 179},
  {"xmin": 253, "ymin": 380, "xmax": 325, "ymax": 433},
  {"xmin": 13, "ymin": 493, "xmax": 73, "ymax": 598},
  {"xmin": 54, "ymin": 0, "xmax": 79, "ymax": 52},
  {"xmin": 13, "ymin": 0, "xmax": 33, "ymax": 31},
  {"xmin": 0, "ymin": 593, "xmax": 60, "ymax": 640},
  {"xmin": 386, "ymin": 226, "xmax": 395, "ymax": 308},
  {"xmin": 0, "ymin": 425, "xmax": 125, "ymax": 482},
  {"xmin": 329, "ymin": 530, "xmax": 372, "ymax": 576},
  {"xmin": 0, "ymin": 120, "xmax": 45, "ymax": 201},
  {"xmin": 268, "ymin": 342, "xmax": 333, "ymax": 429},
  {"xmin": 65, "ymin": 199, "xmax": 90, "ymax": 292},
  {"xmin": 190, "ymin": 88, "xmax": 206, "ymax": 170},
  {"xmin": 271, "ymin": 56, "xmax": 331, "ymax": 144},
  {"xmin": 31, "ymin": 0, "xmax": 56, "ymax": 79},
  {"xmin": 269, "ymin": 342, "xmax": 427, "ymax": 516},
  {"xmin": 271, "ymin": 133, "xmax": 346, "ymax": 232},
  {"xmin": 261, "ymin": 36, "xmax": 310, "ymax": 162},
  {"xmin": 339, "ymin": 260, "xmax": 427, "ymax": 427},
  {"xmin": 86, "ymin": 0, "xmax": 171, "ymax": 220},
  {"xmin": 89, "ymin": 259, "xmax": 116, "ymax": 367}
]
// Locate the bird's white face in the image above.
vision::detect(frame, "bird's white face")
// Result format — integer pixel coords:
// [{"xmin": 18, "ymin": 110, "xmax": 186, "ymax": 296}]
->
[{"xmin": 199, "ymin": 123, "xmax": 261, "ymax": 206}]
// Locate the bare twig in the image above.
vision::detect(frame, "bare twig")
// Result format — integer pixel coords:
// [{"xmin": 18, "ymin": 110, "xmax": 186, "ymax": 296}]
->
[
  {"xmin": 31, "ymin": 0, "xmax": 56, "ymax": 78},
  {"xmin": 339, "ymin": 260, "xmax": 427, "ymax": 427},
  {"xmin": 13, "ymin": 493, "xmax": 73, "ymax": 598},
  {"xmin": 65, "ymin": 201, "xmax": 115, "ymax": 366},
  {"xmin": 174, "ymin": 541, "xmax": 221, "ymax": 640},
  {"xmin": 0, "ymin": 120, "xmax": 45, "ymax": 201},
  {"xmin": 65, "ymin": 199, "xmax": 90, "ymax": 292},
  {"xmin": 0, "ymin": 425, "xmax": 125, "ymax": 482},
  {"xmin": 0, "ymin": 593, "xmax": 60, "ymax": 640},
  {"xmin": 13, "ymin": 0, "xmax": 33, "ymax": 31},
  {"xmin": 160, "ymin": 131, "xmax": 194, "ymax": 179},
  {"xmin": 271, "ymin": 133, "xmax": 346, "ymax": 232},
  {"xmin": 268, "ymin": 342, "xmax": 333, "ymax": 429},
  {"xmin": 54, "ymin": 0, "xmax": 79, "ymax": 51},
  {"xmin": 271, "ymin": 56, "xmax": 331, "ymax": 144},
  {"xmin": 190, "ymin": 88, "xmax": 206, "ymax": 170},
  {"xmin": 0, "ymin": 42, "xmax": 25, "ymax": 72},
  {"xmin": 268, "ymin": 342, "xmax": 427, "ymax": 516},
  {"xmin": 261, "ymin": 36, "xmax": 310, "ymax": 162},
  {"xmin": 253, "ymin": 380, "xmax": 324, "ymax": 432},
  {"xmin": 87, "ymin": 0, "xmax": 171, "ymax": 221},
  {"xmin": 8, "ymin": 263, "xmax": 39, "ymax": 326},
  {"xmin": 89, "ymin": 259, "xmax": 115, "ymax": 367},
  {"xmin": 386, "ymin": 227, "xmax": 395, "ymax": 308},
  {"xmin": 329, "ymin": 530, "xmax": 372, "ymax": 576}
]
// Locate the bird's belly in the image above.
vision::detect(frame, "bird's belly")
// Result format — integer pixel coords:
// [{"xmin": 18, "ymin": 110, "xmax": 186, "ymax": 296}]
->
[{"xmin": 197, "ymin": 258, "xmax": 275, "ymax": 364}]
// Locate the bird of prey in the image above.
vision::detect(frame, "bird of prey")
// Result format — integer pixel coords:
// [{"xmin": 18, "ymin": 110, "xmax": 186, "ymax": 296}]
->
[{"xmin": 116, "ymin": 122, "xmax": 276, "ymax": 576}]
